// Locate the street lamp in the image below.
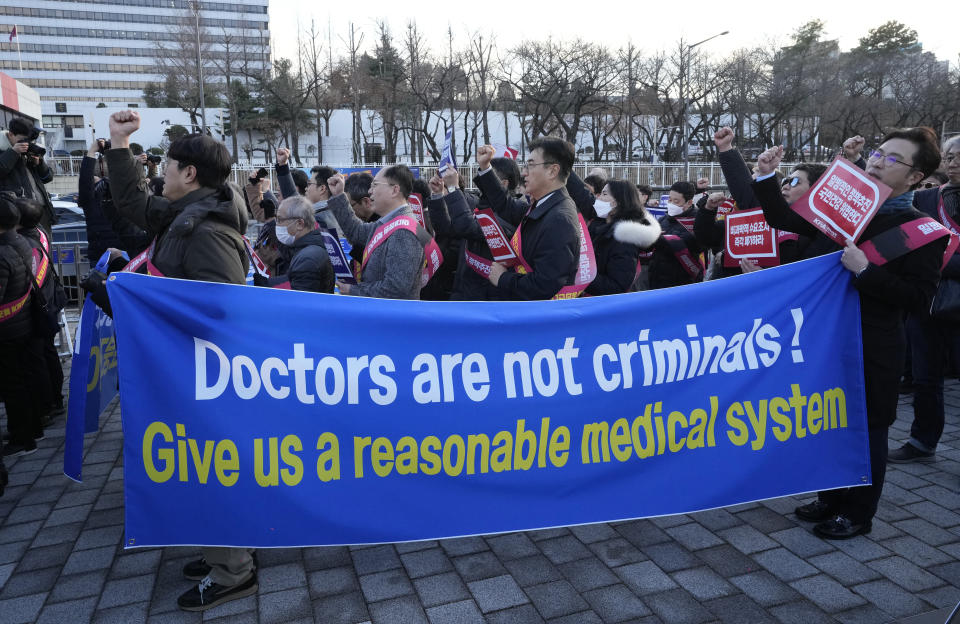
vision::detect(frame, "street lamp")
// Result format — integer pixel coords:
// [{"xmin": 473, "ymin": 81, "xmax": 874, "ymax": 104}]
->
[
  {"xmin": 192, "ymin": 0, "xmax": 206, "ymax": 133},
  {"xmin": 681, "ymin": 30, "xmax": 728, "ymax": 178}
]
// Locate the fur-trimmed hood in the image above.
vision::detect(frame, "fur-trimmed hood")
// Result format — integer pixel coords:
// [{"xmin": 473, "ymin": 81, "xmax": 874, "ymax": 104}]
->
[{"xmin": 613, "ymin": 218, "xmax": 661, "ymax": 249}]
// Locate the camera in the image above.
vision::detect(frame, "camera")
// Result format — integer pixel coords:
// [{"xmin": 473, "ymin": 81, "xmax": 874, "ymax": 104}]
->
[
  {"xmin": 146, "ymin": 154, "xmax": 162, "ymax": 164},
  {"xmin": 26, "ymin": 143, "xmax": 45, "ymax": 158},
  {"xmin": 249, "ymin": 167, "xmax": 269, "ymax": 186},
  {"xmin": 97, "ymin": 138, "xmax": 111, "ymax": 153}
]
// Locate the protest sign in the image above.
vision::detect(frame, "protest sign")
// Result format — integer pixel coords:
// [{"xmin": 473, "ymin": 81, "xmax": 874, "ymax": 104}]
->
[
  {"xmin": 658, "ymin": 194, "xmax": 670, "ymax": 208},
  {"xmin": 320, "ymin": 228, "xmax": 356, "ymax": 285},
  {"xmin": 791, "ymin": 157, "xmax": 891, "ymax": 244},
  {"xmin": 723, "ymin": 209, "xmax": 779, "ymax": 267},
  {"xmin": 408, "ymin": 193, "xmax": 425, "ymax": 229},
  {"xmin": 475, "ymin": 208, "xmax": 520, "ymax": 266},
  {"xmin": 717, "ymin": 199, "xmax": 736, "ymax": 217},
  {"xmin": 109, "ymin": 253, "xmax": 868, "ymax": 548},
  {"xmin": 438, "ymin": 127, "xmax": 456, "ymax": 174}
]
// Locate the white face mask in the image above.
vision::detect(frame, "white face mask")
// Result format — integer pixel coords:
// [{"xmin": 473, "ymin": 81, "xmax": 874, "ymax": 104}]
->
[
  {"xmin": 593, "ymin": 199, "xmax": 613, "ymax": 218},
  {"xmin": 667, "ymin": 202, "xmax": 686, "ymax": 216},
  {"xmin": 275, "ymin": 224, "xmax": 296, "ymax": 245}
]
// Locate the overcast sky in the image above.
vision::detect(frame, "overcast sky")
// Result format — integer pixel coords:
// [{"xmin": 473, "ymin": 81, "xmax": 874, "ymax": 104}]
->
[{"xmin": 268, "ymin": 1, "xmax": 958, "ymax": 67}]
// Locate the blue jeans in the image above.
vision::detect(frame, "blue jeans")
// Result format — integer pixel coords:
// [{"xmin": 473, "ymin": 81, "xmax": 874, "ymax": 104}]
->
[{"xmin": 907, "ymin": 313, "xmax": 955, "ymax": 452}]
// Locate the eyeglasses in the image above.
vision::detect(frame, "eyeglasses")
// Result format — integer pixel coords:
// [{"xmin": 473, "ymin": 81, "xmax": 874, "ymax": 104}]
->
[
  {"xmin": 371, "ymin": 181, "xmax": 398, "ymax": 189},
  {"xmin": 922, "ymin": 182, "xmax": 940, "ymax": 189},
  {"xmin": 522, "ymin": 161, "xmax": 556, "ymax": 170},
  {"xmin": 306, "ymin": 180, "xmax": 318, "ymax": 188},
  {"xmin": 868, "ymin": 150, "xmax": 914, "ymax": 169},
  {"xmin": 944, "ymin": 153, "xmax": 960, "ymax": 164},
  {"xmin": 276, "ymin": 215, "xmax": 301, "ymax": 224},
  {"xmin": 781, "ymin": 176, "xmax": 802, "ymax": 188}
]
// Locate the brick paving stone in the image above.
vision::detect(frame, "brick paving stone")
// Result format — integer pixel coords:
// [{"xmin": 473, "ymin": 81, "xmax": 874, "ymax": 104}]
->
[
  {"xmin": 920, "ymin": 584, "xmax": 960, "ymax": 609},
  {"xmin": 650, "ymin": 514, "xmax": 691, "ymax": 529},
  {"xmin": 546, "ymin": 611, "xmax": 603, "ymax": 624},
  {"xmin": 891, "ymin": 517, "xmax": 959, "ymax": 546},
  {"xmin": 913, "ymin": 484, "xmax": 960, "ymax": 509},
  {"xmin": 568, "ymin": 523, "xmax": 618, "ymax": 544},
  {"xmin": 308, "ymin": 566, "xmax": 360, "ymax": 599},
  {"xmin": 752, "ymin": 547, "xmax": 818, "ymax": 582},
  {"xmin": 526, "ymin": 528, "xmax": 570, "ymax": 542},
  {"xmin": 806, "ymin": 551, "xmax": 881, "ymax": 585},
  {"xmin": 614, "ymin": 520, "xmax": 672, "ymax": 548},
  {"xmin": 524, "ymin": 579, "xmax": 589, "ymax": 620},
  {"xmin": 867, "ymin": 556, "xmax": 946, "ymax": 592},
  {"xmin": 85, "ymin": 508, "xmax": 124, "ymax": 530},
  {"xmin": 48, "ymin": 569, "xmax": 108, "ymax": 602},
  {"xmin": 537, "ymin": 535, "xmax": 592, "ymax": 565},
  {"xmin": 35, "ymin": 596, "xmax": 99, "ymax": 624},
  {"xmin": 768, "ymin": 527, "xmax": 835, "ymax": 558},
  {"xmin": 4, "ymin": 501, "xmax": 53, "ymax": 524},
  {"xmin": 19, "ymin": 486, "xmax": 65, "ymax": 506},
  {"xmin": 396, "ymin": 540, "xmax": 438, "ymax": 554},
  {"xmin": 704, "ymin": 593, "xmax": 776, "ymax": 624},
  {"xmin": 259, "ymin": 587, "xmax": 312, "ymax": 624},
  {"xmin": 689, "ymin": 509, "xmax": 742, "ymax": 532},
  {"xmin": 74, "ymin": 525, "xmax": 123, "ymax": 551},
  {"xmin": 17, "ymin": 541, "xmax": 73, "ymax": 571},
  {"xmin": 0, "ymin": 541, "xmax": 30, "ymax": 565},
  {"xmin": 788, "ymin": 574, "xmax": 867, "ymax": 612},
  {"xmin": 671, "ymin": 567, "xmax": 738, "ymax": 601},
  {"xmin": 829, "ymin": 535, "xmax": 891, "ymax": 562},
  {"xmin": 425, "ymin": 599, "xmax": 484, "ymax": 624},
  {"xmin": 695, "ymin": 544, "xmax": 761, "ymax": 578},
  {"xmin": 614, "ymin": 561, "xmax": 677, "ymax": 594},
  {"xmin": 109, "ymin": 549, "xmax": 162, "ymax": 579},
  {"xmin": 639, "ymin": 541, "xmax": 701, "ymax": 573},
  {"xmin": 643, "ymin": 588, "xmax": 715, "ymax": 624},
  {"xmin": 359, "ymin": 569, "xmax": 415, "ymax": 602},
  {"xmin": 304, "ymin": 546, "xmax": 351, "ymax": 571},
  {"xmin": 502, "ymin": 554, "xmax": 562, "ymax": 587},
  {"xmin": 0, "ymin": 565, "xmax": 59, "ymax": 598},
  {"xmin": 439, "ymin": 537, "xmax": 488, "ymax": 557},
  {"xmin": 767, "ymin": 600, "xmax": 836, "ymax": 624},
  {"xmin": 484, "ymin": 604, "xmax": 546, "ymax": 624},
  {"xmin": 728, "ymin": 570, "xmax": 800, "ymax": 607},
  {"xmin": 366, "ymin": 594, "xmax": 430, "ymax": 624},
  {"xmin": 351, "ymin": 545, "xmax": 401, "ymax": 575},
  {"xmin": 582, "ymin": 583, "xmax": 652, "ymax": 621},
  {"xmin": 587, "ymin": 538, "xmax": 647, "ymax": 567},
  {"xmin": 97, "ymin": 573, "xmax": 156, "ymax": 610},
  {"xmin": 664, "ymin": 523, "xmax": 723, "ymax": 551},
  {"xmin": 735, "ymin": 507, "xmax": 797, "ymax": 533},
  {"xmin": 451, "ymin": 551, "xmax": 507, "ymax": 582},
  {"xmin": 311, "ymin": 590, "xmax": 370, "ymax": 624},
  {"xmin": 62, "ymin": 544, "xmax": 117, "ymax": 574},
  {"xmin": 466, "ymin": 574, "xmax": 529, "ymax": 613},
  {"xmin": 832, "ymin": 604, "xmax": 893, "ymax": 624},
  {"xmin": 875, "ymin": 500, "xmax": 921, "ymax": 523},
  {"xmin": 400, "ymin": 548, "xmax": 454, "ymax": 579},
  {"xmin": 486, "ymin": 533, "xmax": 539, "ymax": 561},
  {"xmin": 852, "ymin": 579, "xmax": 930, "ymax": 619},
  {"xmin": 903, "ymin": 501, "xmax": 960, "ymax": 528},
  {"xmin": 884, "ymin": 469, "xmax": 933, "ymax": 490},
  {"xmin": 260, "ymin": 562, "xmax": 308, "ymax": 594},
  {"xmin": 91, "ymin": 601, "xmax": 149, "ymax": 624},
  {"xmin": 144, "ymin": 611, "xmax": 201, "ymax": 623},
  {"xmin": 256, "ymin": 548, "xmax": 303, "ymax": 567},
  {"xmin": 930, "ymin": 561, "xmax": 960, "ymax": 585},
  {"xmin": 0, "ymin": 591, "xmax": 46, "ymax": 623},
  {"xmin": 557, "ymin": 556, "xmax": 619, "ymax": 593},
  {"xmin": 413, "ymin": 572, "xmax": 471, "ymax": 608},
  {"xmin": 716, "ymin": 524, "xmax": 778, "ymax": 555},
  {"xmin": 0, "ymin": 520, "xmax": 42, "ymax": 544},
  {"xmin": 763, "ymin": 497, "xmax": 806, "ymax": 516},
  {"xmin": 0, "ymin": 562, "xmax": 14, "ymax": 590},
  {"xmin": 881, "ymin": 535, "xmax": 955, "ymax": 567},
  {"xmin": 197, "ymin": 593, "xmax": 256, "ymax": 620}
]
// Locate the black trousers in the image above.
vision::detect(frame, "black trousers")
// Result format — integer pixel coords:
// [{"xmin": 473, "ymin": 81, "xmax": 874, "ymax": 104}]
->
[
  {"xmin": 907, "ymin": 314, "xmax": 954, "ymax": 451},
  {"xmin": 42, "ymin": 336, "xmax": 63, "ymax": 408},
  {"xmin": 0, "ymin": 336, "xmax": 46, "ymax": 445},
  {"xmin": 818, "ymin": 426, "xmax": 888, "ymax": 524}
]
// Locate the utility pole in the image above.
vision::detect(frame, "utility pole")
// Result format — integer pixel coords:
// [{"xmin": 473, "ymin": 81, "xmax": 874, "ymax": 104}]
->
[
  {"xmin": 682, "ymin": 30, "xmax": 728, "ymax": 179},
  {"xmin": 192, "ymin": 1, "xmax": 207, "ymax": 133}
]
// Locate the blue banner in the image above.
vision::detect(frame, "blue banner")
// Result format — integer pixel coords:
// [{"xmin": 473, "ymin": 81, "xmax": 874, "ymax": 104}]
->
[
  {"xmin": 64, "ymin": 252, "xmax": 123, "ymax": 482},
  {"xmin": 108, "ymin": 253, "xmax": 869, "ymax": 548}
]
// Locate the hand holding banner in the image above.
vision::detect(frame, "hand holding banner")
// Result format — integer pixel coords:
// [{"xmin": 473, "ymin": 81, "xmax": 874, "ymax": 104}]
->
[
  {"xmin": 438, "ymin": 127, "xmax": 456, "ymax": 175},
  {"xmin": 790, "ymin": 157, "xmax": 891, "ymax": 244},
  {"xmin": 475, "ymin": 208, "xmax": 520, "ymax": 267},
  {"xmin": 408, "ymin": 193, "xmax": 426, "ymax": 229},
  {"xmin": 320, "ymin": 228, "xmax": 357, "ymax": 285}
]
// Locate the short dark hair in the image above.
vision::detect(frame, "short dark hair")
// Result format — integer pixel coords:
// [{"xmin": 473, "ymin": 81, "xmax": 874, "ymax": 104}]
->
[
  {"xmin": 880, "ymin": 126, "xmax": 941, "ymax": 187},
  {"xmin": 606, "ymin": 180, "xmax": 652, "ymax": 225},
  {"xmin": 382, "ymin": 164, "xmax": 414, "ymax": 198},
  {"xmin": 925, "ymin": 170, "xmax": 949, "ymax": 185},
  {"xmin": 344, "ymin": 172, "xmax": 373, "ymax": 202},
  {"xmin": 291, "ymin": 169, "xmax": 309, "ymax": 195},
  {"xmin": 411, "ymin": 178, "xmax": 430, "ymax": 200},
  {"xmin": 260, "ymin": 197, "xmax": 277, "ymax": 220},
  {"xmin": 636, "ymin": 184, "xmax": 653, "ymax": 199},
  {"xmin": 149, "ymin": 176, "xmax": 164, "ymax": 196},
  {"xmin": 670, "ymin": 181, "xmax": 696, "ymax": 201},
  {"xmin": 7, "ymin": 118, "xmax": 32, "ymax": 138},
  {"xmin": 490, "ymin": 157, "xmax": 520, "ymax": 191},
  {"xmin": 312, "ymin": 166, "xmax": 337, "ymax": 193},
  {"xmin": 528, "ymin": 137, "xmax": 575, "ymax": 182},
  {"xmin": 583, "ymin": 174, "xmax": 605, "ymax": 195},
  {"xmin": 13, "ymin": 198, "xmax": 42, "ymax": 229},
  {"xmin": 167, "ymin": 134, "xmax": 232, "ymax": 188},
  {"xmin": 0, "ymin": 193, "xmax": 19, "ymax": 229},
  {"xmin": 792, "ymin": 163, "xmax": 828, "ymax": 186}
]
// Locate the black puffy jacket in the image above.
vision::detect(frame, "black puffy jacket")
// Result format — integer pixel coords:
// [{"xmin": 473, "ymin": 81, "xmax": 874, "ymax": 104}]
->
[
  {"xmin": 0, "ymin": 230, "xmax": 34, "ymax": 342},
  {"xmin": 267, "ymin": 229, "xmax": 335, "ymax": 293}
]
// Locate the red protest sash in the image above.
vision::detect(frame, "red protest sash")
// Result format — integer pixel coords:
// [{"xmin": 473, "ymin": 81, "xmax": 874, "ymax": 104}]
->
[
  {"xmin": 675, "ymin": 216, "xmax": 696, "ymax": 234},
  {"xmin": 0, "ymin": 289, "xmax": 29, "ymax": 323},
  {"xmin": 508, "ymin": 211, "xmax": 597, "ymax": 300},
  {"xmin": 242, "ymin": 235, "xmax": 270, "ymax": 278},
  {"xmin": 859, "ymin": 216, "xmax": 959, "ymax": 271},
  {"xmin": 32, "ymin": 227, "xmax": 51, "ymax": 286},
  {"xmin": 361, "ymin": 213, "xmax": 443, "ymax": 288},
  {"xmin": 937, "ymin": 185, "xmax": 960, "ymax": 238},
  {"xmin": 121, "ymin": 239, "xmax": 164, "ymax": 276},
  {"xmin": 662, "ymin": 234, "xmax": 704, "ymax": 278}
]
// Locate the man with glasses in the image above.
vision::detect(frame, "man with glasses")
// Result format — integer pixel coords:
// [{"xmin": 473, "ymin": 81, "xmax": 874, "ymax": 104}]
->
[
  {"xmin": 752, "ymin": 127, "xmax": 948, "ymax": 539},
  {"xmin": 256, "ymin": 196, "xmax": 334, "ymax": 293},
  {"xmin": 304, "ymin": 165, "xmax": 344, "ymax": 237},
  {"xmin": 891, "ymin": 136, "xmax": 960, "ymax": 464},
  {"xmin": 476, "ymin": 137, "xmax": 581, "ymax": 300},
  {"xmin": 326, "ymin": 165, "xmax": 427, "ymax": 299}
]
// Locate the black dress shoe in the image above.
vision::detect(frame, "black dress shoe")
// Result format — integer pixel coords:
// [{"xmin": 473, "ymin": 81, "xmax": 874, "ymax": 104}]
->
[
  {"xmin": 795, "ymin": 500, "xmax": 833, "ymax": 522},
  {"xmin": 888, "ymin": 443, "xmax": 934, "ymax": 463},
  {"xmin": 813, "ymin": 514, "xmax": 872, "ymax": 540},
  {"xmin": 177, "ymin": 573, "xmax": 258, "ymax": 611}
]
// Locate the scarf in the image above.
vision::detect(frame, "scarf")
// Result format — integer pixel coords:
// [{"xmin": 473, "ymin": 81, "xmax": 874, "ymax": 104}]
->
[{"xmin": 876, "ymin": 191, "xmax": 915, "ymax": 214}]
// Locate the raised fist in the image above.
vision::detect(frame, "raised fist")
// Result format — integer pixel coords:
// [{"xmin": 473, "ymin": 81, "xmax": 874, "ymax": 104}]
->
[
  {"xmin": 842, "ymin": 136, "xmax": 865, "ymax": 161},
  {"xmin": 428, "ymin": 175, "xmax": 444, "ymax": 195},
  {"xmin": 756, "ymin": 146, "xmax": 784, "ymax": 176},
  {"xmin": 477, "ymin": 144, "xmax": 495, "ymax": 170},
  {"xmin": 277, "ymin": 147, "xmax": 290, "ymax": 166},
  {"xmin": 714, "ymin": 127, "xmax": 735, "ymax": 152},
  {"xmin": 327, "ymin": 172, "xmax": 344, "ymax": 197},
  {"xmin": 109, "ymin": 110, "xmax": 140, "ymax": 138}
]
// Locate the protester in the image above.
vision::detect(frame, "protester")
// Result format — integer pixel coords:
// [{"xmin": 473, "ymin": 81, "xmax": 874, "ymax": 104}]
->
[
  {"xmin": 327, "ymin": 166, "xmax": 428, "ymax": 299},
  {"xmin": 244, "ymin": 167, "xmax": 278, "ymax": 222},
  {"xmin": 0, "ymin": 118, "xmax": 55, "ymax": 233},
  {"xmin": 252, "ymin": 196, "xmax": 280, "ymax": 275},
  {"xmin": 890, "ymin": 135, "xmax": 960, "ymax": 463},
  {"xmin": 753, "ymin": 127, "xmax": 947, "ymax": 539},
  {"xmin": 78, "ymin": 139, "xmax": 125, "ymax": 263},
  {"xmin": 582, "ymin": 174, "xmax": 605, "ymax": 197},
  {"xmin": 920, "ymin": 170, "xmax": 948, "ymax": 189},
  {"xmin": 648, "ymin": 181, "xmax": 703, "ymax": 289},
  {"xmin": 275, "ymin": 148, "xmax": 310, "ymax": 199},
  {"xmin": 478, "ymin": 139, "xmax": 581, "ymax": 300},
  {"xmin": 343, "ymin": 172, "xmax": 375, "ymax": 274},
  {"xmin": 253, "ymin": 196, "xmax": 334, "ymax": 293},
  {"xmin": 585, "ymin": 180, "xmax": 661, "ymax": 295},
  {"xmin": 0, "ymin": 197, "xmax": 45, "ymax": 457},
  {"xmin": 105, "ymin": 110, "xmax": 255, "ymax": 610},
  {"xmin": 636, "ymin": 184, "xmax": 653, "ymax": 207}
]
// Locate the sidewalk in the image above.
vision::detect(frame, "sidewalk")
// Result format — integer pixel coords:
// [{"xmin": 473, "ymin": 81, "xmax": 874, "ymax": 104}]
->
[{"xmin": 0, "ymin": 382, "xmax": 958, "ymax": 624}]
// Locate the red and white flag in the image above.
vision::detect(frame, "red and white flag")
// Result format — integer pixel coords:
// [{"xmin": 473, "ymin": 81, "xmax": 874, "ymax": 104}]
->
[
  {"xmin": 492, "ymin": 144, "xmax": 518, "ymax": 159},
  {"xmin": 9, "ymin": 25, "xmax": 16, "ymax": 42}
]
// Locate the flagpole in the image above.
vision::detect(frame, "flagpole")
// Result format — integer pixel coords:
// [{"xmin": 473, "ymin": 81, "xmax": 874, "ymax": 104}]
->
[{"xmin": 14, "ymin": 25, "xmax": 22, "ymax": 74}]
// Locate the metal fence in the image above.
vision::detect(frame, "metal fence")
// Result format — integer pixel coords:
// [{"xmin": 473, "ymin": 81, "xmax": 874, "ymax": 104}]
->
[{"xmin": 51, "ymin": 241, "xmax": 89, "ymax": 315}]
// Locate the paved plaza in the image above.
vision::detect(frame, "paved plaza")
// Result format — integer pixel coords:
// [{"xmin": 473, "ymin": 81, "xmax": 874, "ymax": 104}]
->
[{"xmin": 0, "ymin": 379, "xmax": 958, "ymax": 624}]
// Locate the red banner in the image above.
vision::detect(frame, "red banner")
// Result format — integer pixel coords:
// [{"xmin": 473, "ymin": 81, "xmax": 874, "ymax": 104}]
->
[
  {"xmin": 790, "ymin": 157, "xmax": 891, "ymax": 244},
  {"xmin": 717, "ymin": 199, "xmax": 736, "ymax": 217},
  {"xmin": 476, "ymin": 208, "xmax": 520, "ymax": 267},
  {"xmin": 408, "ymin": 193, "xmax": 425, "ymax": 229},
  {"xmin": 723, "ymin": 209, "xmax": 779, "ymax": 267}
]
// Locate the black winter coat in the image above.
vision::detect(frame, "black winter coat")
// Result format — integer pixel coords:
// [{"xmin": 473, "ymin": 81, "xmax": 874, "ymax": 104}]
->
[
  {"xmin": 78, "ymin": 156, "xmax": 127, "ymax": 262},
  {"xmin": 649, "ymin": 209, "xmax": 702, "ymax": 289},
  {"xmin": 586, "ymin": 218, "xmax": 661, "ymax": 295},
  {"xmin": 0, "ymin": 134, "xmax": 56, "ymax": 234},
  {"xmin": 914, "ymin": 185, "xmax": 960, "ymax": 278},
  {"xmin": 0, "ymin": 230, "xmax": 34, "ymax": 342},
  {"xmin": 267, "ymin": 229, "xmax": 334, "ymax": 293},
  {"xmin": 754, "ymin": 176, "xmax": 946, "ymax": 428}
]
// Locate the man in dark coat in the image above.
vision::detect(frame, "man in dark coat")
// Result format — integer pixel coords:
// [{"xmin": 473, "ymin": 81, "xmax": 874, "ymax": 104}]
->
[
  {"xmin": 257, "ymin": 196, "xmax": 334, "ymax": 293},
  {"xmin": 648, "ymin": 181, "xmax": 703, "ymax": 289},
  {"xmin": 481, "ymin": 137, "xmax": 581, "ymax": 300},
  {"xmin": 752, "ymin": 127, "xmax": 946, "ymax": 539},
  {"xmin": 0, "ymin": 118, "xmax": 55, "ymax": 234},
  {"xmin": 105, "ymin": 110, "xmax": 255, "ymax": 611}
]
